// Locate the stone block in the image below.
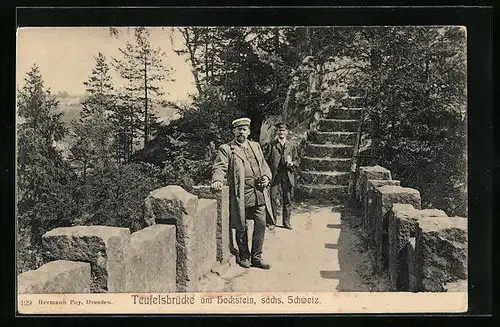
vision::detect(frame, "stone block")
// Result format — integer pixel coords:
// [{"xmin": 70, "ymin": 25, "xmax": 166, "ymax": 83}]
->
[
  {"xmin": 372, "ymin": 186, "xmax": 421, "ymax": 273},
  {"xmin": 42, "ymin": 226, "xmax": 130, "ymax": 293},
  {"xmin": 415, "ymin": 216, "xmax": 468, "ymax": 292},
  {"xmin": 190, "ymin": 185, "xmax": 231, "ymax": 263},
  {"xmin": 304, "ymin": 143, "xmax": 354, "ymax": 158},
  {"xmin": 356, "ymin": 165, "xmax": 392, "ymax": 206},
  {"xmin": 388, "ymin": 204, "xmax": 448, "ymax": 290},
  {"xmin": 444, "ymin": 280, "xmax": 467, "ymax": 292},
  {"xmin": 318, "ymin": 118, "xmax": 358, "ymax": 132},
  {"xmin": 144, "ymin": 185, "xmax": 199, "ymax": 226},
  {"xmin": 144, "ymin": 186, "xmax": 218, "ymax": 292},
  {"xmin": 307, "ymin": 131, "xmax": 357, "ymax": 145},
  {"xmin": 189, "ymin": 199, "xmax": 218, "ymax": 291},
  {"xmin": 362, "ymin": 179, "xmax": 400, "ymax": 207},
  {"xmin": 407, "ymin": 238, "xmax": 418, "ymax": 292},
  {"xmin": 301, "ymin": 157, "xmax": 351, "ymax": 171},
  {"xmin": 126, "ymin": 225, "xmax": 177, "ymax": 293},
  {"xmin": 18, "ymin": 260, "xmax": 91, "ymax": 294}
]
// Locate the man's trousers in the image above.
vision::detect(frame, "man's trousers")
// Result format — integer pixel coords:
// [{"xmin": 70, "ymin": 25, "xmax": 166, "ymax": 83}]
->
[
  {"xmin": 270, "ymin": 174, "xmax": 292, "ymax": 227},
  {"xmin": 235, "ymin": 205, "xmax": 266, "ymax": 262}
]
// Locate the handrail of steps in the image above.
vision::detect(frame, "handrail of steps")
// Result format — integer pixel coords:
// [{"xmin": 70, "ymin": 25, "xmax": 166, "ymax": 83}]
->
[{"xmin": 348, "ymin": 91, "xmax": 369, "ymax": 202}]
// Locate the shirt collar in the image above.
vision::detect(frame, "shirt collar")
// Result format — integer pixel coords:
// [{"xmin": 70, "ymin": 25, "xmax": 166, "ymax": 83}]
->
[
  {"xmin": 278, "ymin": 138, "xmax": 286, "ymax": 146},
  {"xmin": 236, "ymin": 139, "xmax": 248, "ymax": 147}
]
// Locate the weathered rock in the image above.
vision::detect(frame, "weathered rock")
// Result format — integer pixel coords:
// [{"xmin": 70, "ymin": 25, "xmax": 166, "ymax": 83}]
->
[
  {"xmin": 324, "ymin": 107, "xmax": 363, "ymax": 120},
  {"xmin": 126, "ymin": 225, "xmax": 177, "ymax": 293},
  {"xmin": 415, "ymin": 216, "xmax": 467, "ymax": 292},
  {"xmin": 299, "ymin": 171, "xmax": 350, "ymax": 185},
  {"xmin": 300, "ymin": 157, "xmax": 351, "ymax": 171},
  {"xmin": 190, "ymin": 186, "xmax": 231, "ymax": 263},
  {"xmin": 407, "ymin": 237, "xmax": 418, "ymax": 292},
  {"xmin": 307, "ymin": 131, "xmax": 357, "ymax": 145},
  {"xmin": 187, "ymin": 199, "xmax": 218, "ymax": 291},
  {"xmin": 361, "ymin": 179, "xmax": 401, "ymax": 208},
  {"xmin": 366, "ymin": 179, "xmax": 401, "ymax": 192},
  {"xmin": 356, "ymin": 165, "xmax": 392, "ymax": 206},
  {"xmin": 145, "ymin": 186, "xmax": 217, "ymax": 292},
  {"xmin": 388, "ymin": 204, "xmax": 448, "ymax": 290},
  {"xmin": 144, "ymin": 185, "xmax": 199, "ymax": 226},
  {"xmin": 444, "ymin": 279, "xmax": 468, "ymax": 292},
  {"xmin": 339, "ymin": 96, "xmax": 364, "ymax": 107},
  {"xmin": 42, "ymin": 226, "xmax": 130, "ymax": 293},
  {"xmin": 18, "ymin": 260, "xmax": 91, "ymax": 294},
  {"xmin": 360, "ymin": 165, "xmax": 392, "ymax": 181},
  {"xmin": 369, "ymin": 186, "xmax": 421, "ymax": 273},
  {"xmin": 318, "ymin": 118, "xmax": 358, "ymax": 132},
  {"xmin": 296, "ymin": 184, "xmax": 347, "ymax": 203},
  {"xmin": 304, "ymin": 143, "xmax": 354, "ymax": 158}
]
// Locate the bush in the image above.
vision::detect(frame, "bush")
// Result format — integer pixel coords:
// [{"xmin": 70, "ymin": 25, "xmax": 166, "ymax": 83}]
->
[{"xmin": 73, "ymin": 162, "xmax": 163, "ymax": 232}]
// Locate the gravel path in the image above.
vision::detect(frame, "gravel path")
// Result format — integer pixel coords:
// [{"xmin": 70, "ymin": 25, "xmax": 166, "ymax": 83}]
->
[{"xmin": 198, "ymin": 204, "xmax": 390, "ymax": 292}]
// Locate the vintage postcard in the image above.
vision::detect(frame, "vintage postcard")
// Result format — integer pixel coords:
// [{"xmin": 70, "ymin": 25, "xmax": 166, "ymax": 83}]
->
[{"xmin": 16, "ymin": 25, "xmax": 468, "ymax": 315}]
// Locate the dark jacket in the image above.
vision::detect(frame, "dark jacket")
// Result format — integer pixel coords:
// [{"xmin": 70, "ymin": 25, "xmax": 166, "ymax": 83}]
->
[{"xmin": 264, "ymin": 139, "xmax": 299, "ymax": 188}]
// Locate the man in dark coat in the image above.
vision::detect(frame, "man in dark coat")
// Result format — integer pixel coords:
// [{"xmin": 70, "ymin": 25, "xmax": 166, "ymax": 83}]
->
[
  {"xmin": 264, "ymin": 122, "xmax": 299, "ymax": 229},
  {"xmin": 211, "ymin": 118, "xmax": 275, "ymax": 269}
]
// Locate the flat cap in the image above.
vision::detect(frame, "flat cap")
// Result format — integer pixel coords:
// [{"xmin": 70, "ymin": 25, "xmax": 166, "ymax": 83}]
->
[
  {"xmin": 274, "ymin": 122, "xmax": 289, "ymax": 128},
  {"xmin": 232, "ymin": 117, "xmax": 251, "ymax": 128}
]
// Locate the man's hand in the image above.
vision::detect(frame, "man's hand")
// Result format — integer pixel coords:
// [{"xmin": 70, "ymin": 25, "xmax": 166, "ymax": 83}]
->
[
  {"xmin": 259, "ymin": 176, "xmax": 270, "ymax": 188},
  {"xmin": 211, "ymin": 181, "xmax": 223, "ymax": 191}
]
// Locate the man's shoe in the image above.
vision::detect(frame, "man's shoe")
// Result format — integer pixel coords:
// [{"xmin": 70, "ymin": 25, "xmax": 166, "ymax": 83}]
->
[
  {"xmin": 239, "ymin": 259, "xmax": 251, "ymax": 268},
  {"xmin": 283, "ymin": 224, "xmax": 293, "ymax": 230},
  {"xmin": 251, "ymin": 260, "xmax": 271, "ymax": 270}
]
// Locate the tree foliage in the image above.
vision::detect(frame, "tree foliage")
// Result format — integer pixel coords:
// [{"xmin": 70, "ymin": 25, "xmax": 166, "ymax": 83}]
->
[
  {"xmin": 113, "ymin": 27, "xmax": 172, "ymax": 150},
  {"xmin": 70, "ymin": 53, "xmax": 116, "ymax": 178},
  {"xmin": 17, "ymin": 65, "xmax": 81, "ymax": 273},
  {"xmin": 350, "ymin": 27, "xmax": 467, "ymax": 215}
]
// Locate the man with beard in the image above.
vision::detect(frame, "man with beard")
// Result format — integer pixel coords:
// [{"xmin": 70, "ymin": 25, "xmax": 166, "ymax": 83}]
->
[{"xmin": 211, "ymin": 118, "xmax": 275, "ymax": 269}]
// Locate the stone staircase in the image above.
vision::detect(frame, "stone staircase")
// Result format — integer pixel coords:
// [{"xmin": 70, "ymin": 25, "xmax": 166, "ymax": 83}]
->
[{"xmin": 297, "ymin": 96, "xmax": 364, "ymax": 203}]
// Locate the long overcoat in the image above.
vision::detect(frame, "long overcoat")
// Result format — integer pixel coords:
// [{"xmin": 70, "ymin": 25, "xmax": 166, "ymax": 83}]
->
[{"xmin": 212, "ymin": 139, "xmax": 275, "ymax": 231}]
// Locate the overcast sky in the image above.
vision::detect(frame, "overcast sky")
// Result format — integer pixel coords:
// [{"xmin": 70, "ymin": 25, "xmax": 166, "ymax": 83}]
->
[{"xmin": 16, "ymin": 27, "xmax": 196, "ymax": 103}]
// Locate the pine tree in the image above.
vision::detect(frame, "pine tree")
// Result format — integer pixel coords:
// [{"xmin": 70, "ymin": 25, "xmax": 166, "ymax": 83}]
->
[
  {"xmin": 70, "ymin": 53, "xmax": 115, "ymax": 179},
  {"xmin": 17, "ymin": 65, "xmax": 80, "ymax": 271},
  {"xmin": 113, "ymin": 27, "xmax": 172, "ymax": 148},
  {"xmin": 81, "ymin": 52, "xmax": 115, "ymax": 118}
]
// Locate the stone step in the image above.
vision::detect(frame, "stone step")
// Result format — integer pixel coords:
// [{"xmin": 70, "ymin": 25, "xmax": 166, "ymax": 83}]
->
[
  {"xmin": 308, "ymin": 131, "xmax": 357, "ymax": 145},
  {"xmin": 299, "ymin": 171, "xmax": 350, "ymax": 185},
  {"xmin": 296, "ymin": 184, "xmax": 348, "ymax": 202},
  {"xmin": 300, "ymin": 157, "xmax": 351, "ymax": 171},
  {"xmin": 324, "ymin": 107, "xmax": 363, "ymax": 120},
  {"xmin": 318, "ymin": 118, "xmax": 358, "ymax": 132},
  {"xmin": 304, "ymin": 143, "xmax": 354, "ymax": 158},
  {"xmin": 339, "ymin": 96, "xmax": 364, "ymax": 107}
]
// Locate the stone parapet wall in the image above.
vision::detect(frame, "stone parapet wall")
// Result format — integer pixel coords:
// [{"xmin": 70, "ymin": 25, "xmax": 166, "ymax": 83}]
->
[
  {"xmin": 18, "ymin": 260, "xmax": 91, "ymax": 294},
  {"xmin": 126, "ymin": 225, "xmax": 177, "ymax": 293},
  {"xmin": 42, "ymin": 226, "xmax": 131, "ymax": 292},
  {"xmin": 191, "ymin": 186, "xmax": 232, "ymax": 264},
  {"xmin": 18, "ymin": 185, "xmax": 233, "ymax": 294},
  {"xmin": 350, "ymin": 165, "xmax": 467, "ymax": 292}
]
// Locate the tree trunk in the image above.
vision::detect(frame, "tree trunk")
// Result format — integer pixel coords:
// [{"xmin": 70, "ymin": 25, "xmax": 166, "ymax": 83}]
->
[{"xmin": 144, "ymin": 56, "xmax": 149, "ymax": 148}]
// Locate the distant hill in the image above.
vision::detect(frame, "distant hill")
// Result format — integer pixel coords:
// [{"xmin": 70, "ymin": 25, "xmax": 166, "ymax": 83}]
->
[
  {"xmin": 54, "ymin": 93, "xmax": 181, "ymax": 127},
  {"xmin": 54, "ymin": 93, "xmax": 85, "ymax": 127},
  {"xmin": 52, "ymin": 92, "xmax": 182, "ymax": 158}
]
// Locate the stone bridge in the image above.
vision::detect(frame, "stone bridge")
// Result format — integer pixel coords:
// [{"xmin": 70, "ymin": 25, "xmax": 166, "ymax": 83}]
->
[
  {"xmin": 18, "ymin": 95, "xmax": 467, "ymax": 294},
  {"xmin": 18, "ymin": 168, "xmax": 467, "ymax": 294}
]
